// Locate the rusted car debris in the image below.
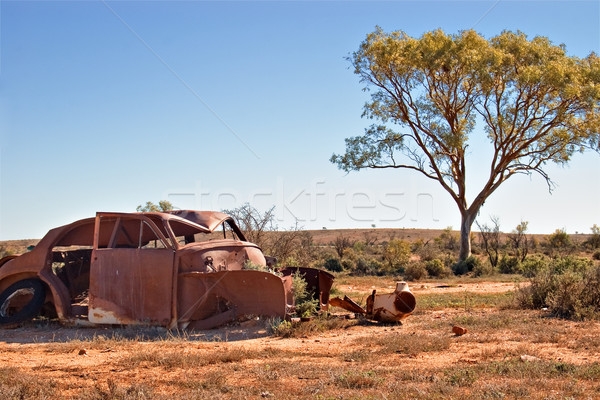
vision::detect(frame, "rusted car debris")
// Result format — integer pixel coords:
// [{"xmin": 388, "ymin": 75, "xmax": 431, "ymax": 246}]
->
[
  {"xmin": 0, "ymin": 210, "xmax": 414, "ymax": 329},
  {"xmin": 330, "ymin": 282, "xmax": 416, "ymax": 322}
]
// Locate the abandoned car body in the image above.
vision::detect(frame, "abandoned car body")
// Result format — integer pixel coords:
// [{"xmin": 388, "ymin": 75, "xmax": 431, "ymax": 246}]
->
[{"xmin": 0, "ymin": 211, "xmax": 305, "ymax": 329}]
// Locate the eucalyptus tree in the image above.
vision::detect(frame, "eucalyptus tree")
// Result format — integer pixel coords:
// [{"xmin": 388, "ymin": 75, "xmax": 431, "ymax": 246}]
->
[{"xmin": 331, "ymin": 28, "xmax": 600, "ymax": 260}]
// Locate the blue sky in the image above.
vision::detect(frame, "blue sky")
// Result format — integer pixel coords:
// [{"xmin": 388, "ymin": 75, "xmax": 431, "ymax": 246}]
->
[{"xmin": 1, "ymin": 1, "xmax": 599, "ymax": 240}]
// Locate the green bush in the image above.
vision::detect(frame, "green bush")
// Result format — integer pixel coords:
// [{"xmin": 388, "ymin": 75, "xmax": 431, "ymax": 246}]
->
[
  {"xmin": 549, "ymin": 256, "xmax": 592, "ymax": 275},
  {"xmin": 472, "ymin": 261, "xmax": 495, "ymax": 277},
  {"xmin": 452, "ymin": 256, "xmax": 481, "ymax": 275},
  {"xmin": 424, "ymin": 259, "xmax": 452, "ymax": 278},
  {"xmin": 403, "ymin": 262, "xmax": 428, "ymax": 281},
  {"xmin": 383, "ymin": 239, "xmax": 411, "ymax": 270},
  {"xmin": 323, "ymin": 257, "xmax": 343, "ymax": 273},
  {"xmin": 498, "ymin": 256, "xmax": 521, "ymax": 274},
  {"xmin": 292, "ymin": 271, "xmax": 318, "ymax": 318},
  {"xmin": 520, "ymin": 254, "xmax": 549, "ymax": 278},
  {"xmin": 353, "ymin": 257, "xmax": 388, "ymax": 276},
  {"xmin": 546, "ymin": 229, "xmax": 573, "ymax": 255},
  {"xmin": 585, "ymin": 224, "xmax": 600, "ymax": 249},
  {"xmin": 515, "ymin": 257, "xmax": 600, "ymax": 320}
]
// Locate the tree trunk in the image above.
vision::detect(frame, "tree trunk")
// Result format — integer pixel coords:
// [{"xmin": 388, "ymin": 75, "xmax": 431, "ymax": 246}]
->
[{"xmin": 459, "ymin": 211, "xmax": 477, "ymax": 261}]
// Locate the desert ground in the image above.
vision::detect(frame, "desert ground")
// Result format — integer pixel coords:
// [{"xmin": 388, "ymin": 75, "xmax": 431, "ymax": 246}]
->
[{"xmin": 1, "ymin": 274, "xmax": 599, "ymax": 400}]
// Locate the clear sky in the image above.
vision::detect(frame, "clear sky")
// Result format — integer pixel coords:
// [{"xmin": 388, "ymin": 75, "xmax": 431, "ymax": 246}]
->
[{"xmin": 1, "ymin": 0, "xmax": 599, "ymax": 240}]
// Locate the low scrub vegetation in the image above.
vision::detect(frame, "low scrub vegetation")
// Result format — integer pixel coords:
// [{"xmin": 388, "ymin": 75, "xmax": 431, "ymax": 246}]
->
[{"xmin": 515, "ymin": 256, "xmax": 600, "ymax": 320}]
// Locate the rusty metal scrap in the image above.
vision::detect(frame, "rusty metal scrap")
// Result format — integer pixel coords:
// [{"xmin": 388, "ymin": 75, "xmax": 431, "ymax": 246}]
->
[{"xmin": 330, "ymin": 281, "xmax": 416, "ymax": 322}]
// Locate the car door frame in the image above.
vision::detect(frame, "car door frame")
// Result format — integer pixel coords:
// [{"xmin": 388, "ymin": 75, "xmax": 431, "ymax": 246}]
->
[{"xmin": 88, "ymin": 213, "xmax": 176, "ymax": 326}]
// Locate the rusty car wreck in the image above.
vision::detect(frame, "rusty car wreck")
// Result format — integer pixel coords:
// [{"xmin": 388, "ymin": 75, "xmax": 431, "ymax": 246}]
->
[{"xmin": 0, "ymin": 210, "xmax": 415, "ymax": 329}]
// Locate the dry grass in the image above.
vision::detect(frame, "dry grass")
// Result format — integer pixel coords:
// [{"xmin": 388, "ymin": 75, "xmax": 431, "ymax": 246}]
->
[{"xmin": 2, "ymin": 281, "xmax": 600, "ymax": 399}]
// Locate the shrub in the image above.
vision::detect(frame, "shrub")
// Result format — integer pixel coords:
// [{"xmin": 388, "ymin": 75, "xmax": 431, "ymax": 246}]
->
[
  {"xmin": 425, "ymin": 259, "xmax": 452, "ymax": 278},
  {"xmin": 383, "ymin": 239, "xmax": 411, "ymax": 270},
  {"xmin": 341, "ymin": 258, "xmax": 356, "ymax": 272},
  {"xmin": 323, "ymin": 257, "xmax": 343, "ymax": 272},
  {"xmin": 516, "ymin": 257, "xmax": 600, "ymax": 320},
  {"xmin": 520, "ymin": 255, "xmax": 549, "ymax": 278},
  {"xmin": 352, "ymin": 241, "xmax": 366, "ymax": 254},
  {"xmin": 436, "ymin": 227, "xmax": 459, "ymax": 250},
  {"xmin": 585, "ymin": 224, "xmax": 600, "ymax": 249},
  {"xmin": 498, "ymin": 256, "xmax": 521, "ymax": 274},
  {"xmin": 352, "ymin": 257, "xmax": 388, "ymax": 276},
  {"xmin": 452, "ymin": 256, "xmax": 481, "ymax": 275},
  {"xmin": 546, "ymin": 228, "xmax": 572, "ymax": 255},
  {"xmin": 416, "ymin": 244, "xmax": 443, "ymax": 262},
  {"xmin": 404, "ymin": 262, "xmax": 428, "ymax": 281},
  {"xmin": 292, "ymin": 271, "xmax": 318, "ymax": 318},
  {"xmin": 549, "ymin": 255, "xmax": 592, "ymax": 275},
  {"xmin": 472, "ymin": 261, "xmax": 495, "ymax": 277}
]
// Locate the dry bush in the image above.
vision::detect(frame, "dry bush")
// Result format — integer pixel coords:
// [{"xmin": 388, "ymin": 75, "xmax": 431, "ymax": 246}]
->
[
  {"xmin": 333, "ymin": 234, "xmax": 353, "ymax": 258},
  {"xmin": 516, "ymin": 257, "xmax": 600, "ymax": 320},
  {"xmin": 403, "ymin": 262, "xmax": 428, "ymax": 281}
]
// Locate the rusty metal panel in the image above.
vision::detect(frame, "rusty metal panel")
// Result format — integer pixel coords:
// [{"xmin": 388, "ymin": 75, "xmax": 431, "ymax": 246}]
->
[
  {"xmin": 88, "ymin": 248, "xmax": 174, "ymax": 325},
  {"xmin": 176, "ymin": 270, "xmax": 290, "ymax": 329},
  {"xmin": 329, "ymin": 296, "xmax": 366, "ymax": 314}
]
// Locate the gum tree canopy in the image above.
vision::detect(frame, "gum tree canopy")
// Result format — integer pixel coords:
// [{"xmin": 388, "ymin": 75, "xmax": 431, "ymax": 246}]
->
[{"xmin": 331, "ymin": 29, "xmax": 600, "ymax": 261}]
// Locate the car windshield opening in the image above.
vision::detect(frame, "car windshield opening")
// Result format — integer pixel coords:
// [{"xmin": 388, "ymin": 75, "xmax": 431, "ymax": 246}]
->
[{"xmin": 169, "ymin": 220, "xmax": 240, "ymax": 247}]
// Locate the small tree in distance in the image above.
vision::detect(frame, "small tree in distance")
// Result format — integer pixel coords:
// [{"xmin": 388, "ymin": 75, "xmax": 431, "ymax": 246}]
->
[
  {"xmin": 477, "ymin": 216, "xmax": 501, "ymax": 268},
  {"xmin": 136, "ymin": 200, "xmax": 174, "ymax": 212},
  {"xmin": 508, "ymin": 221, "xmax": 529, "ymax": 262},
  {"xmin": 331, "ymin": 28, "xmax": 600, "ymax": 261}
]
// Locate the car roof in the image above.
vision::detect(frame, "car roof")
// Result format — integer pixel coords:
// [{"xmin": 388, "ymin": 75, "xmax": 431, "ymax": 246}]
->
[{"xmin": 46, "ymin": 211, "xmax": 238, "ymax": 248}]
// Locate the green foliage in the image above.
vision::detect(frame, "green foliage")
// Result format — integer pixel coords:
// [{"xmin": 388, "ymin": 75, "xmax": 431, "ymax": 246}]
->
[
  {"xmin": 436, "ymin": 227, "xmax": 459, "ymax": 251},
  {"xmin": 472, "ymin": 260, "xmax": 495, "ymax": 277},
  {"xmin": 331, "ymin": 27, "xmax": 600, "ymax": 262},
  {"xmin": 353, "ymin": 257, "xmax": 388, "ymax": 276},
  {"xmin": 452, "ymin": 256, "xmax": 481, "ymax": 275},
  {"xmin": 516, "ymin": 256, "xmax": 600, "ymax": 320},
  {"xmin": 585, "ymin": 224, "xmax": 600, "ymax": 249},
  {"xmin": 424, "ymin": 259, "xmax": 452, "ymax": 278},
  {"xmin": 546, "ymin": 229, "xmax": 572, "ymax": 254},
  {"xmin": 498, "ymin": 256, "xmax": 522, "ymax": 274},
  {"xmin": 383, "ymin": 239, "xmax": 411, "ymax": 270},
  {"xmin": 520, "ymin": 254, "xmax": 550, "ymax": 278},
  {"xmin": 323, "ymin": 257, "xmax": 343, "ymax": 273},
  {"xmin": 136, "ymin": 200, "xmax": 174, "ymax": 212},
  {"xmin": 291, "ymin": 271, "xmax": 318, "ymax": 318}
]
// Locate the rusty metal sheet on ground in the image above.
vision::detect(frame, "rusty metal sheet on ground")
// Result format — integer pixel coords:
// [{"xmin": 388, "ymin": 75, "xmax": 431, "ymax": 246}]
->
[{"xmin": 176, "ymin": 270, "xmax": 291, "ymax": 329}]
